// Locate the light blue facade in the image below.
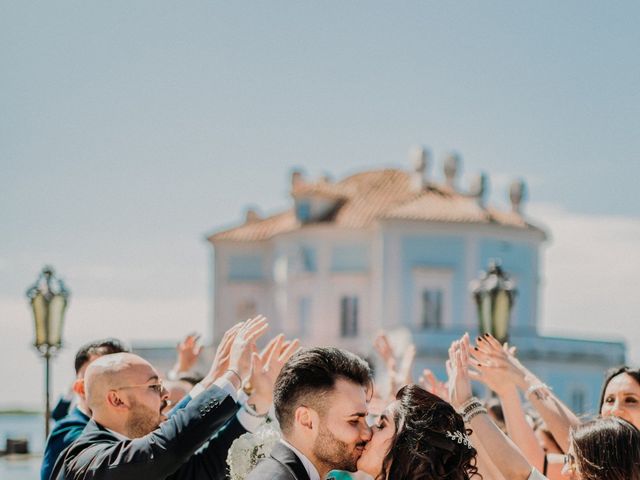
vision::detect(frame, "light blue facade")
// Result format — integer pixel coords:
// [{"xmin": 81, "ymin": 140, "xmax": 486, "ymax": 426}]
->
[
  {"xmin": 400, "ymin": 235, "xmax": 466, "ymax": 327},
  {"xmin": 478, "ymin": 239, "xmax": 537, "ymax": 331},
  {"xmin": 331, "ymin": 244, "xmax": 369, "ymax": 273},
  {"xmin": 222, "ymin": 229, "xmax": 624, "ymax": 416},
  {"xmin": 228, "ymin": 254, "xmax": 264, "ymax": 281},
  {"xmin": 300, "ymin": 246, "xmax": 317, "ymax": 272}
]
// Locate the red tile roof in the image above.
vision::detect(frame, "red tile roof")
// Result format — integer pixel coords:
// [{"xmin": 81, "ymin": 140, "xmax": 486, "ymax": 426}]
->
[{"xmin": 208, "ymin": 169, "xmax": 545, "ymax": 242}]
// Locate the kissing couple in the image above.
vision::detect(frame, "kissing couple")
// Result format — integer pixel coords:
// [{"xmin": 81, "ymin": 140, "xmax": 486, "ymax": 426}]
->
[{"xmin": 246, "ymin": 346, "xmax": 478, "ymax": 480}]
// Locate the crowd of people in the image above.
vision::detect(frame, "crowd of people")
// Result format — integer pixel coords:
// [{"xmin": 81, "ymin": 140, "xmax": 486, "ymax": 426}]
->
[{"xmin": 41, "ymin": 315, "xmax": 640, "ymax": 479}]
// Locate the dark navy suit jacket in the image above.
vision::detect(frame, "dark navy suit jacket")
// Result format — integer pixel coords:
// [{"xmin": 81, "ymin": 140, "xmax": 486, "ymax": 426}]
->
[
  {"xmin": 50, "ymin": 385, "xmax": 242, "ymax": 480},
  {"xmin": 41, "ymin": 407, "xmax": 91, "ymax": 480},
  {"xmin": 41, "ymin": 393, "xmax": 200, "ymax": 480},
  {"xmin": 51, "ymin": 397, "xmax": 73, "ymax": 422}
]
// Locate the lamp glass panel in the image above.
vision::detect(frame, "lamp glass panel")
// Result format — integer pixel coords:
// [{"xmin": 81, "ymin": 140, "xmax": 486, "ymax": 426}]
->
[
  {"xmin": 31, "ymin": 293, "xmax": 48, "ymax": 346},
  {"xmin": 493, "ymin": 290, "xmax": 511, "ymax": 342},
  {"xmin": 47, "ymin": 294, "xmax": 67, "ymax": 346},
  {"xmin": 480, "ymin": 294, "xmax": 492, "ymax": 335}
]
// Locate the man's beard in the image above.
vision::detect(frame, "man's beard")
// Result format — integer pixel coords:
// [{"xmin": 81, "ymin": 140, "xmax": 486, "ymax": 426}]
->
[
  {"xmin": 124, "ymin": 398, "xmax": 166, "ymax": 438},
  {"xmin": 312, "ymin": 423, "xmax": 366, "ymax": 472}
]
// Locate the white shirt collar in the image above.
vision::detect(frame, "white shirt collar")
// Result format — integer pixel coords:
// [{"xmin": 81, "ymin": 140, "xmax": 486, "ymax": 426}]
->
[
  {"xmin": 280, "ymin": 439, "xmax": 321, "ymax": 480},
  {"xmin": 105, "ymin": 427, "xmax": 130, "ymax": 441}
]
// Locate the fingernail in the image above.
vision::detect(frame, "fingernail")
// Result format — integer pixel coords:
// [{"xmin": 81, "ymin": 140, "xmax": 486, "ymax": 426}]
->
[
  {"xmin": 484, "ymin": 333, "xmax": 490, "ymax": 338},
  {"xmin": 473, "ymin": 347, "xmax": 479, "ymax": 351},
  {"xmin": 477, "ymin": 337, "xmax": 483, "ymax": 342}
]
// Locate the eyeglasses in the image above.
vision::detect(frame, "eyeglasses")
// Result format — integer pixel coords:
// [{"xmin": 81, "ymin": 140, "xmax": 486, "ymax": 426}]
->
[
  {"xmin": 116, "ymin": 381, "xmax": 165, "ymax": 395},
  {"xmin": 563, "ymin": 453, "xmax": 576, "ymax": 470}
]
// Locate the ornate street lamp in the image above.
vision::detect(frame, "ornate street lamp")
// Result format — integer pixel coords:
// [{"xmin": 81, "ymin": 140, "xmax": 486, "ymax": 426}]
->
[
  {"xmin": 470, "ymin": 261, "xmax": 516, "ymax": 345},
  {"xmin": 26, "ymin": 266, "xmax": 70, "ymax": 437}
]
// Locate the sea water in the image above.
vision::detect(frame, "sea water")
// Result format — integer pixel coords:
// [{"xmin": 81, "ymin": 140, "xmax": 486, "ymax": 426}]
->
[{"xmin": 0, "ymin": 413, "xmax": 44, "ymax": 480}]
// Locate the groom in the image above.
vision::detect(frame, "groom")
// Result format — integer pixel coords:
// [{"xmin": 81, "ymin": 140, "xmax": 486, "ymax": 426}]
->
[{"xmin": 247, "ymin": 347, "xmax": 373, "ymax": 480}]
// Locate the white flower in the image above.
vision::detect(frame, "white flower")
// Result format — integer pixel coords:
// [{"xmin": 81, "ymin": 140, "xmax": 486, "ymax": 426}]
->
[{"xmin": 227, "ymin": 422, "xmax": 282, "ymax": 480}]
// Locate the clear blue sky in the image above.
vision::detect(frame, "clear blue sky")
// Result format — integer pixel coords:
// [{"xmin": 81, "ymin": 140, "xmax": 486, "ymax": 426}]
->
[{"xmin": 2, "ymin": 1, "xmax": 639, "ymax": 408}]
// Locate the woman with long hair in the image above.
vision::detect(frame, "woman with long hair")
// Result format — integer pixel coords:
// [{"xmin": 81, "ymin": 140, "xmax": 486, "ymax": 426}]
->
[
  {"xmin": 565, "ymin": 415, "xmax": 640, "ymax": 479},
  {"xmin": 448, "ymin": 336, "xmax": 640, "ymax": 480},
  {"xmin": 357, "ymin": 384, "xmax": 479, "ymax": 480}
]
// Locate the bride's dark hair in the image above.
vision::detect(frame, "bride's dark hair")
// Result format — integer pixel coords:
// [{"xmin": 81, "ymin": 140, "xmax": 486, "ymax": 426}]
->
[{"xmin": 379, "ymin": 385, "xmax": 480, "ymax": 480}]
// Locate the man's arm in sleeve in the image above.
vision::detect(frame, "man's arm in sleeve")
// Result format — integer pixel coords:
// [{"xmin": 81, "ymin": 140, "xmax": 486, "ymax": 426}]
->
[
  {"xmin": 51, "ymin": 396, "xmax": 73, "ymax": 422},
  {"xmin": 175, "ymin": 414, "xmax": 248, "ymax": 480},
  {"xmin": 65, "ymin": 384, "xmax": 238, "ymax": 480}
]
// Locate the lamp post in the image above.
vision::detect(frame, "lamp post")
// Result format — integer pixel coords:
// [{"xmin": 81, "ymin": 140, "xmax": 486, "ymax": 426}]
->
[
  {"xmin": 26, "ymin": 266, "xmax": 70, "ymax": 437},
  {"xmin": 470, "ymin": 261, "xmax": 516, "ymax": 345}
]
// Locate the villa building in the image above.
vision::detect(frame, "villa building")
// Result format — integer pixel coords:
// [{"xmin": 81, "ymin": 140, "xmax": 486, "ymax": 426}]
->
[{"xmin": 206, "ymin": 147, "xmax": 625, "ymax": 414}]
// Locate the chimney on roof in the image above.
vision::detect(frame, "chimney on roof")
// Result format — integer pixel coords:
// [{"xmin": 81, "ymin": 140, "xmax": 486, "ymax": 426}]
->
[
  {"xmin": 444, "ymin": 152, "xmax": 461, "ymax": 189},
  {"xmin": 409, "ymin": 146, "xmax": 430, "ymax": 192},
  {"xmin": 470, "ymin": 172, "xmax": 488, "ymax": 207},
  {"xmin": 245, "ymin": 207, "xmax": 261, "ymax": 224},
  {"xmin": 290, "ymin": 169, "xmax": 304, "ymax": 188},
  {"xmin": 509, "ymin": 179, "xmax": 527, "ymax": 213}
]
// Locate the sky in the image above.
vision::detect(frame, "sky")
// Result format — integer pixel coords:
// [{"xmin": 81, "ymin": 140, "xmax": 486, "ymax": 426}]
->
[{"xmin": 1, "ymin": 1, "xmax": 639, "ymax": 410}]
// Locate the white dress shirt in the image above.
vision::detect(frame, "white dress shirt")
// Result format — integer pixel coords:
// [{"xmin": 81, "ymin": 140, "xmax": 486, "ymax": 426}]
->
[{"xmin": 280, "ymin": 439, "xmax": 321, "ymax": 480}]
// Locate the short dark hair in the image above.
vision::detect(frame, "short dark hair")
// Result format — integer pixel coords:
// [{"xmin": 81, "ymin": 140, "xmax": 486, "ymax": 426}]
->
[
  {"xmin": 572, "ymin": 416, "xmax": 640, "ymax": 480},
  {"xmin": 74, "ymin": 339, "xmax": 128, "ymax": 373},
  {"xmin": 598, "ymin": 366, "xmax": 640, "ymax": 412},
  {"xmin": 273, "ymin": 347, "xmax": 372, "ymax": 433}
]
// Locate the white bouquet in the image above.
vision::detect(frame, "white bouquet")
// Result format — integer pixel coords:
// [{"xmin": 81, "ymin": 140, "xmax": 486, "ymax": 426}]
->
[{"xmin": 227, "ymin": 422, "xmax": 281, "ymax": 480}]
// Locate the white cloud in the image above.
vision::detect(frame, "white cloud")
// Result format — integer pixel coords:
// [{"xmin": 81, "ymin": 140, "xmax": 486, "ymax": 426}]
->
[{"xmin": 529, "ymin": 203, "xmax": 640, "ymax": 365}]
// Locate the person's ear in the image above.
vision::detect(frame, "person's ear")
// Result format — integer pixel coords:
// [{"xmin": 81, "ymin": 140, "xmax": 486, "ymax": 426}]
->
[
  {"xmin": 73, "ymin": 379, "xmax": 85, "ymax": 398},
  {"xmin": 106, "ymin": 390, "xmax": 128, "ymax": 410},
  {"xmin": 295, "ymin": 406, "xmax": 315, "ymax": 431}
]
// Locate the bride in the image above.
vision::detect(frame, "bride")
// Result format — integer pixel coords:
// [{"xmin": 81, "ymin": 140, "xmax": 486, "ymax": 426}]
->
[{"xmin": 356, "ymin": 384, "xmax": 479, "ymax": 480}]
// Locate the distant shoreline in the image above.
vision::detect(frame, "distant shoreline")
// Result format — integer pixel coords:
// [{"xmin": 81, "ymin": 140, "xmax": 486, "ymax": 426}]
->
[{"xmin": 0, "ymin": 410, "xmax": 40, "ymax": 415}]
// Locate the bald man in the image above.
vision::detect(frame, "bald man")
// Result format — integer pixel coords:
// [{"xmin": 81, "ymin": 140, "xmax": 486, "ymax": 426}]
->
[
  {"xmin": 42, "ymin": 339, "xmax": 128, "ymax": 480},
  {"xmin": 51, "ymin": 317, "xmax": 268, "ymax": 480}
]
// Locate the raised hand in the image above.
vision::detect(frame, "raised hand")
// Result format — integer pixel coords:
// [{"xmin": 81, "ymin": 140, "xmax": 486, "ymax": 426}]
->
[
  {"xmin": 471, "ymin": 334, "xmax": 528, "ymax": 392},
  {"xmin": 418, "ymin": 368, "xmax": 449, "ymax": 401},
  {"xmin": 203, "ymin": 323, "xmax": 243, "ymax": 385},
  {"xmin": 174, "ymin": 333, "xmax": 202, "ymax": 374},
  {"xmin": 398, "ymin": 343, "xmax": 416, "ymax": 387},
  {"xmin": 373, "ymin": 331, "xmax": 397, "ymax": 372},
  {"xmin": 447, "ymin": 333, "xmax": 473, "ymax": 410},
  {"xmin": 246, "ymin": 334, "xmax": 300, "ymax": 414},
  {"xmin": 227, "ymin": 315, "xmax": 269, "ymax": 383}
]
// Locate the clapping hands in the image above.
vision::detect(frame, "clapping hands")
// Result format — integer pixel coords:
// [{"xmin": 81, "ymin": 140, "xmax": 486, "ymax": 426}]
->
[
  {"xmin": 418, "ymin": 368, "xmax": 450, "ymax": 402},
  {"xmin": 227, "ymin": 316, "xmax": 269, "ymax": 382},
  {"xmin": 447, "ymin": 333, "xmax": 473, "ymax": 410},
  {"xmin": 374, "ymin": 331, "xmax": 416, "ymax": 399},
  {"xmin": 202, "ymin": 316, "xmax": 269, "ymax": 390},
  {"xmin": 469, "ymin": 334, "xmax": 527, "ymax": 395},
  {"xmin": 247, "ymin": 334, "xmax": 300, "ymax": 414}
]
